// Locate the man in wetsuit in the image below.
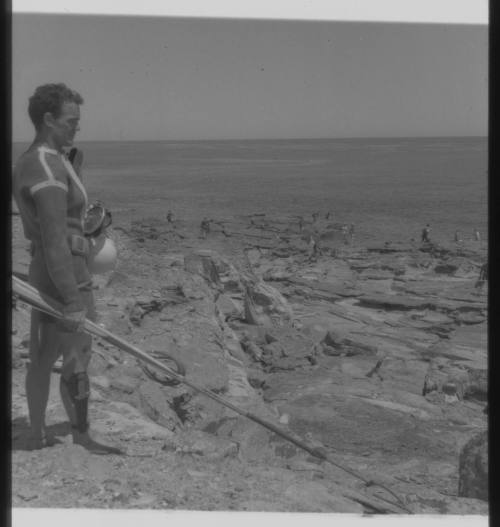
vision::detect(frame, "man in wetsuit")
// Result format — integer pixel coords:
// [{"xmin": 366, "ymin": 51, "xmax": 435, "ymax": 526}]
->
[
  {"xmin": 348, "ymin": 223, "xmax": 355, "ymax": 244},
  {"xmin": 12, "ymin": 83, "xmax": 121, "ymax": 454},
  {"xmin": 307, "ymin": 235, "xmax": 319, "ymax": 262},
  {"xmin": 341, "ymin": 224, "xmax": 349, "ymax": 245},
  {"xmin": 421, "ymin": 224, "xmax": 431, "ymax": 243},
  {"xmin": 200, "ymin": 217, "xmax": 210, "ymax": 239}
]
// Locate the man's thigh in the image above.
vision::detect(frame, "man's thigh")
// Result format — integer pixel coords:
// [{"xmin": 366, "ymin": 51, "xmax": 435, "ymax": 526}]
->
[
  {"xmin": 58, "ymin": 330, "xmax": 93, "ymax": 376},
  {"xmin": 30, "ymin": 311, "xmax": 93, "ymax": 373},
  {"xmin": 29, "ymin": 310, "xmax": 62, "ymax": 368}
]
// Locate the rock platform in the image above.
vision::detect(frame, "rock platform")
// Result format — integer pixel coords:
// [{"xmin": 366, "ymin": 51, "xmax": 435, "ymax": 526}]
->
[{"xmin": 11, "ymin": 212, "xmax": 488, "ymax": 514}]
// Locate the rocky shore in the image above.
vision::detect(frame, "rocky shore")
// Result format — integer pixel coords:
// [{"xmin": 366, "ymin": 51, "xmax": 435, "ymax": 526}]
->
[{"xmin": 11, "ymin": 211, "xmax": 488, "ymax": 514}]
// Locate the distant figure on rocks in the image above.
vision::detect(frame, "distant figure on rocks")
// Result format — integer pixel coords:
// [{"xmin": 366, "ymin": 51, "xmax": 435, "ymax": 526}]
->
[
  {"xmin": 298, "ymin": 216, "xmax": 304, "ymax": 231},
  {"xmin": 312, "ymin": 212, "xmax": 319, "ymax": 223},
  {"xmin": 475, "ymin": 262, "xmax": 488, "ymax": 291},
  {"xmin": 421, "ymin": 224, "xmax": 431, "ymax": 243},
  {"xmin": 474, "ymin": 228, "xmax": 481, "ymax": 242},
  {"xmin": 341, "ymin": 224, "xmax": 349, "ymax": 245},
  {"xmin": 200, "ymin": 218, "xmax": 211, "ymax": 239},
  {"xmin": 325, "ymin": 211, "xmax": 331, "ymax": 220},
  {"xmin": 348, "ymin": 223, "xmax": 355, "ymax": 244},
  {"xmin": 166, "ymin": 210, "xmax": 173, "ymax": 223},
  {"xmin": 307, "ymin": 235, "xmax": 319, "ymax": 262},
  {"xmin": 454, "ymin": 230, "xmax": 463, "ymax": 243},
  {"xmin": 478, "ymin": 262, "xmax": 488, "ymax": 282}
]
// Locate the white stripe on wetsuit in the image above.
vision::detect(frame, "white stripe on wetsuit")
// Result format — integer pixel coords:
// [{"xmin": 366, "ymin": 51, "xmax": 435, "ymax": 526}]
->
[{"xmin": 31, "ymin": 146, "xmax": 68, "ymax": 195}]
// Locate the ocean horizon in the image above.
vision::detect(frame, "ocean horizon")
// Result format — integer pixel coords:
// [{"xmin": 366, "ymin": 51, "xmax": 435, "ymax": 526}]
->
[{"xmin": 12, "ymin": 136, "xmax": 487, "ymax": 244}]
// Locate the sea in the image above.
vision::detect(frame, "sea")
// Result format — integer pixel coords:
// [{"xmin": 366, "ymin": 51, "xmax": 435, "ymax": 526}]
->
[{"xmin": 12, "ymin": 137, "xmax": 487, "ymax": 244}]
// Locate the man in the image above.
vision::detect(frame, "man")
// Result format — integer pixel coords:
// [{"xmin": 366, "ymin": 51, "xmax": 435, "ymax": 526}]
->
[
  {"xmin": 307, "ymin": 235, "xmax": 319, "ymax": 262},
  {"xmin": 341, "ymin": 223, "xmax": 349, "ymax": 245},
  {"xmin": 421, "ymin": 224, "xmax": 431, "ymax": 243},
  {"xmin": 478, "ymin": 262, "xmax": 488, "ymax": 282},
  {"xmin": 200, "ymin": 217, "xmax": 210, "ymax": 239},
  {"xmin": 12, "ymin": 84, "xmax": 121, "ymax": 454},
  {"xmin": 348, "ymin": 223, "xmax": 355, "ymax": 244},
  {"xmin": 474, "ymin": 262, "xmax": 488, "ymax": 293}
]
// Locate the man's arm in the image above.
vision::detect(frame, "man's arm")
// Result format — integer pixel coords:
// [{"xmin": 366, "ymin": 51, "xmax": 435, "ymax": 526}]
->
[{"xmin": 33, "ymin": 186, "xmax": 84, "ymax": 314}]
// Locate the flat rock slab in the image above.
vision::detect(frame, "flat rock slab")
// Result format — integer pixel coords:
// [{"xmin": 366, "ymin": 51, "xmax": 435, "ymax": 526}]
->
[
  {"xmin": 357, "ymin": 293, "xmax": 436, "ymax": 311},
  {"xmin": 92, "ymin": 401, "xmax": 174, "ymax": 442}
]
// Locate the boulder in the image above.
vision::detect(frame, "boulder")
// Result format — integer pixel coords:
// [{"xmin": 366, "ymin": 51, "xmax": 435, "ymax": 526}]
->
[
  {"xmin": 261, "ymin": 342, "xmax": 286, "ymax": 363},
  {"xmin": 247, "ymin": 281, "xmax": 293, "ymax": 325},
  {"xmin": 136, "ymin": 380, "xmax": 182, "ymax": 431},
  {"xmin": 246, "ymin": 368, "xmax": 267, "ymax": 389},
  {"xmin": 422, "ymin": 357, "xmax": 487, "ymax": 402},
  {"xmin": 216, "ymin": 293, "xmax": 243, "ymax": 321},
  {"xmin": 321, "ymin": 330, "xmax": 378, "ymax": 356},
  {"xmin": 240, "ymin": 337, "xmax": 264, "ymax": 362},
  {"xmin": 458, "ymin": 430, "xmax": 488, "ymax": 501},
  {"xmin": 184, "ymin": 249, "xmax": 246, "ymax": 294},
  {"xmin": 184, "ymin": 251, "xmax": 222, "ymax": 288},
  {"xmin": 422, "ymin": 358, "xmax": 467, "ymax": 398},
  {"xmin": 463, "ymin": 367, "xmax": 488, "ymax": 402},
  {"xmin": 243, "ymin": 291, "xmax": 269, "ymax": 326}
]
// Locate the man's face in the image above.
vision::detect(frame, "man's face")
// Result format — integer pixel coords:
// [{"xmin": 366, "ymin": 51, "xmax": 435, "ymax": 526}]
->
[{"xmin": 47, "ymin": 101, "xmax": 81, "ymax": 149}]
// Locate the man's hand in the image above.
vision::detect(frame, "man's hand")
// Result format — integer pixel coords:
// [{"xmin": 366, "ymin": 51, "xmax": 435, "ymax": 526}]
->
[{"xmin": 59, "ymin": 307, "xmax": 87, "ymax": 333}]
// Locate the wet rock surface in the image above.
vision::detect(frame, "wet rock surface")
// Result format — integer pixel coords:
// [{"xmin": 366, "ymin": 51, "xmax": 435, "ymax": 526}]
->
[
  {"xmin": 458, "ymin": 430, "xmax": 488, "ymax": 501},
  {"xmin": 11, "ymin": 212, "xmax": 488, "ymax": 514}
]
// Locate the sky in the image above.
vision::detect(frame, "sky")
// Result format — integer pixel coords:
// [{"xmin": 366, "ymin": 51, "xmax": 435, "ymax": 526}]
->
[{"xmin": 12, "ymin": 3, "xmax": 488, "ymax": 141}]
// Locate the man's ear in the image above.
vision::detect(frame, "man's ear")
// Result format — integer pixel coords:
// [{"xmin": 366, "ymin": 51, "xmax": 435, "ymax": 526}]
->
[{"xmin": 43, "ymin": 112, "xmax": 56, "ymax": 129}]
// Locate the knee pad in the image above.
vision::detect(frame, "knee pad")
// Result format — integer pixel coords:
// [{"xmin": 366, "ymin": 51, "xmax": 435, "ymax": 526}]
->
[
  {"xmin": 64, "ymin": 372, "xmax": 90, "ymax": 401},
  {"xmin": 62, "ymin": 372, "xmax": 90, "ymax": 433}
]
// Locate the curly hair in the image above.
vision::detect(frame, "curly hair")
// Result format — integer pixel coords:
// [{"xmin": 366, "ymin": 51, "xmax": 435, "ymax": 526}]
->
[{"xmin": 28, "ymin": 83, "xmax": 84, "ymax": 131}]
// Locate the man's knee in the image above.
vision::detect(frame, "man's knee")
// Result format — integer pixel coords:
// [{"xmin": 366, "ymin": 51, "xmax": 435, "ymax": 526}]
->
[
  {"xmin": 61, "ymin": 372, "xmax": 90, "ymax": 400},
  {"xmin": 60, "ymin": 332, "xmax": 92, "ymax": 373}
]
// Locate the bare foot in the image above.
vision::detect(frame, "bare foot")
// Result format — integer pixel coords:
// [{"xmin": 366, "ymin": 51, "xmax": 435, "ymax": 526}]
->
[
  {"xmin": 24, "ymin": 433, "xmax": 59, "ymax": 450},
  {"xmin": 72, "ymin": 429, "xmax": 124, "ymax": 455}
]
